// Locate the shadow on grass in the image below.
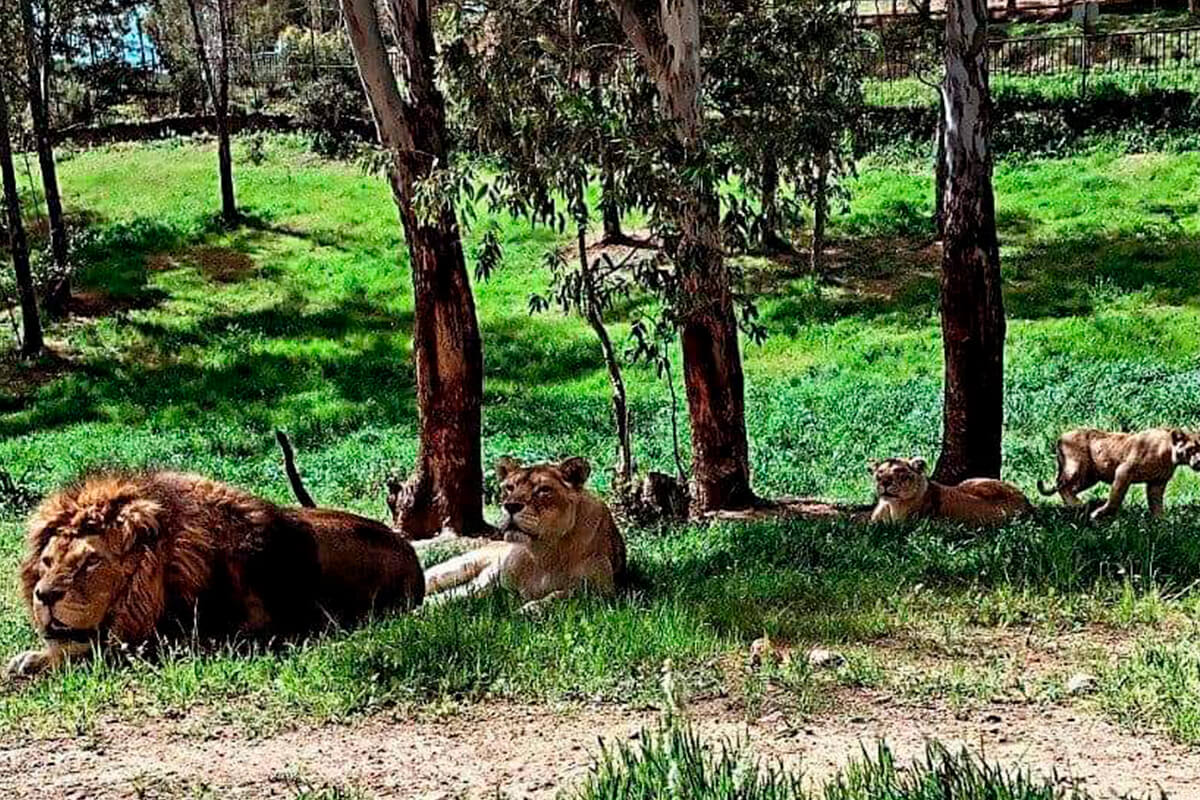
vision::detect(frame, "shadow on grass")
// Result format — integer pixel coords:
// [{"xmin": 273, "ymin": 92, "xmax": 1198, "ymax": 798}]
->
[{"xmin": 759, "ymin": 229, "xmax": 1200, "ymax": 331}]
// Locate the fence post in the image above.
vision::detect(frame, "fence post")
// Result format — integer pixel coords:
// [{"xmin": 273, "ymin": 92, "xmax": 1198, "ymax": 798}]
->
[{"xmin": 1080, "ymin": 33, "xmax": 1089, "ymax": 98}]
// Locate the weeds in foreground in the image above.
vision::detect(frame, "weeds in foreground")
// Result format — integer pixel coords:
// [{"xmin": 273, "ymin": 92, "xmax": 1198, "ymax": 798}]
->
[{"xmin": 568, "ymin": 722, "xmax": 1115, "ymax": 799}]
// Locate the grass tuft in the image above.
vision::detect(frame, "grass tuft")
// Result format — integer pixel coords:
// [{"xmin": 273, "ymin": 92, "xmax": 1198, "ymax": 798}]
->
[{"xmin": 568, "ymin": 722, "xmax": 1113, "ymax": 799}]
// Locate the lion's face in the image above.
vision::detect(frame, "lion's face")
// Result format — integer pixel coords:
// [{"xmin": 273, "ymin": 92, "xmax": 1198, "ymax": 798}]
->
[
  {"xmin": 871, "ymin": 457, "xmax": 929, "ymax": 502},
  {"xmin": 1171, "ymin": 430, "xmax": 1200, "ymax": 471},
  {"xmin": 22, "ymin": 486, "xmax": 162, "ymax": 641},
  {"xmin": 28, "ymin": 534, "xmax": 125, "ymax": 636},
  {"xmin": 495, "ymin": 457, "xmax": 591, "ymax": 545}
]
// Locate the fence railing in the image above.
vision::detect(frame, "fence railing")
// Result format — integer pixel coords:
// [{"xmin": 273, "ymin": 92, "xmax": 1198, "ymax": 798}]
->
[{"xmin": 870, "ymin": 24, "xmax": 1200, "ymax": 104}]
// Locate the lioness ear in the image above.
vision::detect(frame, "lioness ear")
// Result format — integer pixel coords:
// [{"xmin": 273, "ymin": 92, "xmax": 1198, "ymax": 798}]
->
[
  {"xmin": 1172, "ymin": 430, "xmax": 1187, "ymax": 446},
  {"xmin": 117, "ymin": 499, "xmax": 163, "ymax": 552},
  {"xmin": 495, "ymin": 457, "xmax": 521, "ymax": 482},
  {"xmin": 867, "ymin": 459, "xmax": 880, "ymax": 474},
  {"xmin": 909, "ymin": 457, "xmax": 928, "ymax": 474},
  {"xmin": 558, "ymin": 457, "xmax": 591, "ymax": 488}
]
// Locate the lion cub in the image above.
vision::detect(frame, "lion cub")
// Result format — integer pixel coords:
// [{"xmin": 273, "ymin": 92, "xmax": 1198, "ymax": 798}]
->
[
  {"xmin": 423, "ymin": 457, "xmax": 626, "ymax": 613},
  {"xmin": 870, "ymin": 457, "xmax": 1030, "ymax": 525},
  {"xmin": 1038, "ymin": 427, "xmax": 1200, "ymax": 519}
]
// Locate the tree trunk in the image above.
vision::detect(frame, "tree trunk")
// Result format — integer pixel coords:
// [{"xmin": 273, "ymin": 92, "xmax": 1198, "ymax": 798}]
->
[
  {"xmin": 590, "ymin": 68, "xmax": 624, "ymax": 244},
  {"xmin": 20, "ymin": 0, "xmax": 70, "ymax": 315},
  {"xmin": 601, "ymin": 174, "xmax": 623, "ymax": 243},
  {"xmin": 934, "ymin": 0, "xmax": 1006, "ymax": 484},
  {"xmin": 574, "ymin": 199, "xmax": 633, "ymax": 492},
  {"xmin": 608, "ymin": 0, "xmax": 756, "ymax": 511},
  {"xmin": 215, "ymin": 0, "xmax": 237, "ymax": 223},
  {"xmin": 809, "ymin": 153, "xmax": 829, "ymax": 273},
  {"xmin": 934, "ymin": 92, "xmax": 948, "ymax": 238},
  {"xmin": 341, "ymin": 0, "xmax": 489, "ymax": 539},
  {"xmin": 188, "ymin": 0, "xmax": 237, "ymax": 224},
  {"xmin": 0, "ymin": 76, "xmax": 43, "ymax": 358},
  {"xmin": 760, "ymin": 147, "xmax": 788, "ymax": 253}
]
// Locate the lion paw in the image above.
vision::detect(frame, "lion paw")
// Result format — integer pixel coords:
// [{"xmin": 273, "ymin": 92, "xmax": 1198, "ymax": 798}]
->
[
  {"xmin": 519, "ymin": 599, "xmax": 547, "ymax": 617},
  {"xmin": 5, "ymin": 649, "xmax": 53, "ymax": 679}
]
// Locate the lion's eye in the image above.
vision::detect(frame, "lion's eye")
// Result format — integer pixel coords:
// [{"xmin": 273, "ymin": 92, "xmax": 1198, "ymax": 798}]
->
[{"xmin": 536, "ymin": 485, "xmax": 552, "ymax": 496}]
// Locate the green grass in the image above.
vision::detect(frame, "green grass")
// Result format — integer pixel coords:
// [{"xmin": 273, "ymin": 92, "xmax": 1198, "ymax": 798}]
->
[
  {"xmin": 2, "ymin": 135, "xmax": 1200, "ymax": 740},
  {"xmin": 867, "ymin": 69, "xmax": 1200, "ymax": 108},
  {"xmin": 569, "ymin": 722, "xmax": 1108, "ymax": 799},
  {"xmin": 1098, "ymin": 632, "xmax": 1200, "ymax": 746}
]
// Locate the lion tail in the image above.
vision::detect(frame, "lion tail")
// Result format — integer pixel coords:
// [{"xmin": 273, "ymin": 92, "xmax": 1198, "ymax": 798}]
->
[
  {"xmin": 1037, "ymin": 440, "xmax": 1066, "ymax": 497},
  {"xmin": 275, "ymin": 430, "xmax": 317, "ymax": 508}
]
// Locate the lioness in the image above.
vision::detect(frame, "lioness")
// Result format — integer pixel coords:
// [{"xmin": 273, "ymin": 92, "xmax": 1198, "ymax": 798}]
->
[
  {"xmin": 7, "ymin": 471, "xmax": 424, "ymax": 678},
  {"xmin": 870, "ymin": 457, "xmax": 1031, "ymax": 525},
  {"xmin": 423, "ymin": 457, "xmax": 626, "ymax": 613},
  {"xmin": 1038, "ymin": 427, "xmax": 1200, "ymax": 519}
]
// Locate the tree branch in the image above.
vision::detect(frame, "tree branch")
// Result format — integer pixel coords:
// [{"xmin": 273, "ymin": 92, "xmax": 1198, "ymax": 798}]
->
[{"xmin": 340, "ymin": 0, "xmax": 416, "ymax": 153}]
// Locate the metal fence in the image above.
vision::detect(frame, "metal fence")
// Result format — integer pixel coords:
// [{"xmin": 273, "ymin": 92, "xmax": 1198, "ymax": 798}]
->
[{"xmin": 870, "ymin": 24, "xmax": 1200, "ymax": 105}]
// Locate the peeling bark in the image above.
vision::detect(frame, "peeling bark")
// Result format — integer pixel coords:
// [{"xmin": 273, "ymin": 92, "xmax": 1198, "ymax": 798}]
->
[
  {"xmin": 934, "ymin": 0, "xmax": 1006, "ymax": 484},
  {"xmin": 342, "ymin": 0, "xmax": 489, "ymax": 538}
]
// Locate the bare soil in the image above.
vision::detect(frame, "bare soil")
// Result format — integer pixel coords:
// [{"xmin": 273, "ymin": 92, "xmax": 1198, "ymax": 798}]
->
[{"xmin": 0, "ymin": 692, "xmax": 1195, "ymax": 799}]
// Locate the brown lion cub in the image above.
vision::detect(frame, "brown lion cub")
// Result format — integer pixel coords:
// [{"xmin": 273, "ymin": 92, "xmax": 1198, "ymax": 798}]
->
[
  {"xmin": 870, "ymin": 457, "xmax": 1031, "ymax": 525},
  {"xmin": 423, "ymin": 457, "xmax": 626, "ymax": 613},
  {"xmin": 1038, "ymin": 428, "xmax": 1200, "ymax": 519}
]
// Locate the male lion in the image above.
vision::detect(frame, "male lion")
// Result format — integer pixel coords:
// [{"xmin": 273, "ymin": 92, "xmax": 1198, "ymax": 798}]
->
[
  {"xmin": 1038, "ymin": 427, "xmax": 1200, "ymax": 519},
  {"xmin": 422, "ymin": 457, "xmax": 626, "ymax": 613},
  {"xmin": 7, "ymin": 471, "xmax": 424, "ymax": 678},
  {"xmin": 870, "ymin": 457, "xmax": 1031, "ymax": 525}
]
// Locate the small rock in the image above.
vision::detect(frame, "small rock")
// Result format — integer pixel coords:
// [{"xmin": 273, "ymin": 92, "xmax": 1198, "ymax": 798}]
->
[
  {"xmin": 1066, "ymin": 673, "xmax": 1099, "ymax": 695},
  {"xmin": 807, "ymin": 648, "xmax": 846, "ymax": 669},
  {"xmin": 983, "ymin": 713, "xmax": 1003, "ymax": 724}
]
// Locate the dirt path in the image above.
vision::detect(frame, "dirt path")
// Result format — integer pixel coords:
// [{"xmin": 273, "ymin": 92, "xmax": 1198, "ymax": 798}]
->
[{"xmin": 1, "ymin": 695, "xmax": 1195, "ymax": 799}]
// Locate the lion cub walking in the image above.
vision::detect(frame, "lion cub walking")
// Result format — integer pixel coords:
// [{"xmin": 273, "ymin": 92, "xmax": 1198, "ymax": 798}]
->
[
  {"xmin": 423, "ymin": 457, "xmax": 626, "ymax": 613},
  {"xmin": 1039, "ymin": 427, "xmax": 1200, "ymax": 519},
  {"xmin": 870, "ymin": 457, "xmax": 1031, "ymax": 525}
]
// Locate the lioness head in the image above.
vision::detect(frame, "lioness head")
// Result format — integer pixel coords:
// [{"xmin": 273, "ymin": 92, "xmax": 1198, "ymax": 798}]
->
[
  {"xmin": 21, "ymin": 482, "xmax": 163, "ymax": 642},
  {"xmin": 870, "ymin": 457, "xmax": 929, "ymax": 502},
  {"xmin": 495, "ymin": 457, "xmax": 591, "ymax": 545},
  {"xmin": 1172, "ymin": 430, "xmax": 1200, "ymax": 471}
]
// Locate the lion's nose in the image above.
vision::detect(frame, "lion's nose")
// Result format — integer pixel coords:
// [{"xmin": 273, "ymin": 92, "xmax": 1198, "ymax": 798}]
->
[
  {"xmin": 34, "ymin": 587, "xmax": 64, "ymax": 607},
  {"xmin": 503, "ymin": 502, "xmax": 525, "ymax": 515}
]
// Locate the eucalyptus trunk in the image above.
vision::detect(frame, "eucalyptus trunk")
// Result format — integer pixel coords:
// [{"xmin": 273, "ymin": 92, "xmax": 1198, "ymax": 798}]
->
[
  {"xmin": 760, "ymin": 147, "xmax": 788, "ymax": 253},
  {"xmin": 20, "ymin": 0, "xmax": 70, "ymax": 314},
  {"xmin": 0, "ymin": 76, "xmax": 43, "ymax": 358},
  {"xmin": 809, "ymin": 153, "xmax": 829, "ymax": 273},
  {"xmin": 934, "ymin": 92, "xmax": 948, "ymax": 237},
  {"xmin": 341, "ymin": 0, "xmax": 489, "ymax": 538},
  {"xmin": 934, "ymin": 0, "xmax": 1006, "ymax": 484},
  {"xmin": 187, "ymin": 0, "xmax": 237, "ymax": 224},
  {"xmin": 609, "ymin": 0, "xmax": 756, "ymax": 511}
]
